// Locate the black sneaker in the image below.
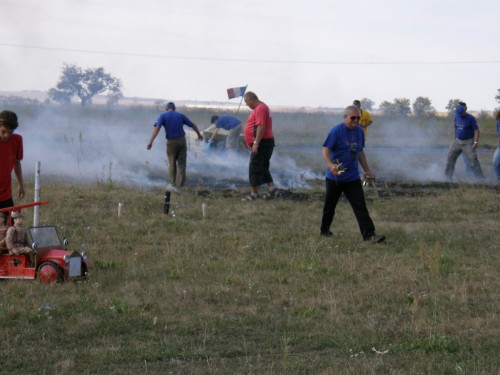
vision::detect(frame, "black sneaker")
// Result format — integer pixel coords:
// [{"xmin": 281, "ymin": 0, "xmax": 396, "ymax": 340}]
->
[
  {"xmin": 320, "ymin": 231, "xmax": 333, "ymax": 237},
  {"xmin": 365, "ymin": 234, "xmax": 386, "ymax": 243}
]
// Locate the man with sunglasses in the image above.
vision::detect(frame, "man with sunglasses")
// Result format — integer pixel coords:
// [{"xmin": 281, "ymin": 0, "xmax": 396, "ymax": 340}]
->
[{"xmin": 320, "ymin": 105, "xmax": 385, "ymax": 243}]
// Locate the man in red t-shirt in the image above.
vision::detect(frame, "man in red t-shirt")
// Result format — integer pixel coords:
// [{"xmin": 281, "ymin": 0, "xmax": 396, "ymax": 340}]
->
[
  {"xmin": 243, "ymin": 92, "xmax": 276, "ymax": 200},
  {"xmin": 0, "ymin": 110, "xmax": 25, "ymax": 217}
]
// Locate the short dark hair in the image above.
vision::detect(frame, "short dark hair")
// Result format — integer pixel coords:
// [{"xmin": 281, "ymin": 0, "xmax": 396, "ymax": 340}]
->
[
  {"xmin": 165, "ymin": 102, "xmax": 176, "ymax": 110},
  {"xmin": 0, "ymin": 110, "xmax": 19, "ymax": 130},
  {"xmin": 211, "ymin": 115, "xmax": 219, "ymax": 124}
]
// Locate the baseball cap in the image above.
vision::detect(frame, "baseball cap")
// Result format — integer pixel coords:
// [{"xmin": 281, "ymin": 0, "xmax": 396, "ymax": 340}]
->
[{"xmin": 455, "ymin": 104, "xmax": 466, "ymax": 116}]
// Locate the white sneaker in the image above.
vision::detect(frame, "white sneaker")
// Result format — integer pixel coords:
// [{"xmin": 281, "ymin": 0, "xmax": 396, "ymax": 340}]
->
[{"xmin": 242, "ymin": 193, "xmax": 258, "ymax": 201}]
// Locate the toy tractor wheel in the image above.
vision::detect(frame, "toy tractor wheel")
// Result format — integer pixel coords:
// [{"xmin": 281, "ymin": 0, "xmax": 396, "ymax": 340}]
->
[{"xmin": 37, "ymin": 261, "xmax": 64, "ymax": 283}]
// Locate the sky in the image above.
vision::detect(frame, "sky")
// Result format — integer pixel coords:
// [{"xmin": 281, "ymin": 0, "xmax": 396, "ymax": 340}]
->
[{"xmin": 1, "ymin": 0, "xmax": 500, "ymax": 112}]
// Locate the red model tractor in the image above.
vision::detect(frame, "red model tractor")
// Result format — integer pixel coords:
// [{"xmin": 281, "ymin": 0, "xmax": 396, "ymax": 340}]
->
[{"xmin": 0, "ymin": 201, "xmax": 89, "ymax": 283}]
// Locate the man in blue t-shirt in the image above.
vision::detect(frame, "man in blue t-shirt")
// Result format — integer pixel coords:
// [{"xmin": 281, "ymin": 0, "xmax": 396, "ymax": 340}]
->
[
  {"xmin": 493, "ymin": 110, "xmax": 500, "ymax": 187},
  {"xmin": 207, "ymin": 115, "xmax": 242, "ymax": 150},
  {"xmin": 320, "ymin": 105, "xmax": 385, "ymax": 243},
  {"xmin": 147, "ymin": 102, "xmax": 203, "ymax": 187},
  {"xmin": 444, "ymin": 102, "xmax": 484, "ymax": 180}
]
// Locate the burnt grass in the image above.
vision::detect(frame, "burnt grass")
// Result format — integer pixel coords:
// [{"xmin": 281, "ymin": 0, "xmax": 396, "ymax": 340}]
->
[{"xmin": 194, "ymin": 179, "xmax": 499, "ymax": 202}]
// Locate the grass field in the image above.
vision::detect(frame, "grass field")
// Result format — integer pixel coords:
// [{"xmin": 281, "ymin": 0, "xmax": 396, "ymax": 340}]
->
[
  {"xmin": 1, "ymin": 179, "xmax": 499, "ymax": 374},
  {"xmin": 1, "ymin": 104, "xmax": 499, "ymax": 374}
]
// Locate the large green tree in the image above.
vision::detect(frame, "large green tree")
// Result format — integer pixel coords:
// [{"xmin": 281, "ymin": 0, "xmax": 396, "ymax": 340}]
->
[
  {"xmin": 49, "ymin": 64, "xmax": 123, "ymax": 106},
  {"xmin": 379, "ymin": 98, "xmax": 411, "ymax": 117},
  {"xmin": 412, "ymin": 96, "xmax": 436, "ymax": 117},
  {"xmin": 446, "ymin": 98, "xmax": 463, "ymax": 116}
]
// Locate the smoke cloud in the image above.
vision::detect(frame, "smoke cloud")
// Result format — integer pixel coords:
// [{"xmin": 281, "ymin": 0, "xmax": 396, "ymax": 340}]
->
[
  {"xmin": 20, "ymin": 112, "xmax": 321, "ymax": 190},
  {"xmin": 365, "ymin": 117, "xmax": 494, "ymax": 183},
  {"xmin": 17, "ymin": 110, "xmax": 495, "ymax": 190}
]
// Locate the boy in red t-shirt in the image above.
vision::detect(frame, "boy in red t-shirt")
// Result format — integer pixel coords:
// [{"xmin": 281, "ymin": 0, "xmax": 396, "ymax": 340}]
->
[{"xmin": 0, "ymin": 110, "xmax": 25, "ymax": 213}]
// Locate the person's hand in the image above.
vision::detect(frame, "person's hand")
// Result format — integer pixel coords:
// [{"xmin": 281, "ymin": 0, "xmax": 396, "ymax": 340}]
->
[
  {"xmin": 17, "ymin": 186, "xmax": 25, "ymax": 200},
  {"xmin": 147, "ymin": 143, "xmax": 152, "ymax": 150},
  {"xmin": 472, "ymin": 141, "xmax": 478, "ymax": 150},
  {"xmin": 328, "ymin": 163, "xmax": 345, "ymax": 176},
  {"xmin": 197, "ymin": 134, "xmax": 203, "ymax": 141},
  {"xmin": 365, "ymin": 171, "xmax": 375, "ymax": 180},
  {"xmin": 251, "ymin": 142, "xmax": 259, "ymax": 154}
]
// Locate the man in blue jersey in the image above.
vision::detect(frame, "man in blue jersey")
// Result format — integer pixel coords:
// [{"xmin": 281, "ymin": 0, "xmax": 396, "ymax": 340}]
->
[
  {"xmin": 207, "ymin": 115, "xmax": 242, "ymax": 151},
  {"xmin": 320, "ymin": 105, "xmax": 385, "ymax": 243},
  {"xmin": 494, "ymin": 110, "xmax": 500, "ymax": 188},
  {"xmin": 444, "ymin": 102, "xmax": 484, "ymax": 180},
  {"xmin": 147, "ymin": 102, "xmax": 203, "ymax": 187}
]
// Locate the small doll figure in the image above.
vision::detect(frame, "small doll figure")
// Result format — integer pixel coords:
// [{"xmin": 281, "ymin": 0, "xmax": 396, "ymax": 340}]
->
[{"xmin": 6, "ymin": 211, "xmax": 34, "ymax": 256}]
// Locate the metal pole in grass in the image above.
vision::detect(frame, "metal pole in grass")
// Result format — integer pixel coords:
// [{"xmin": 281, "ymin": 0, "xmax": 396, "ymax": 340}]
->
[
  {"xmin": 33, "ymin": 161, "xmax": 41, "ymax": 226},
  {"xmin": 163, "ymin": 185, "xmax": 179, "ymax": 215},
  {"xmin": 163, "ymin": 191, "xmax": 171, "ymax": 214}
]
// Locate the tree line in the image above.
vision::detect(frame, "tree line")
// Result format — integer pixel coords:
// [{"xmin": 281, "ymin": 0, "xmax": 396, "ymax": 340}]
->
[
  {"xmin": 359, "ymin": 97, "xmax": 497, "ymax": 119},
  {"xmin": 45, "ymin": 64, "xmax": 500, "ymax": 118}
]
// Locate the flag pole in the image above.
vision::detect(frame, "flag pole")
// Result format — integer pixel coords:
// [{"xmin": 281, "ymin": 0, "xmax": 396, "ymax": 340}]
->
[{"xmin": 235, "ymin": 85, "xmax": 248, "ymax": 116}]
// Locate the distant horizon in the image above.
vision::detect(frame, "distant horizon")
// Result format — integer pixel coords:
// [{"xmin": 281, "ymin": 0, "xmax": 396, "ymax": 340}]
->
[
  {"xmin": 0, "ymin": 89, "xmax": 492, "ymax": 114},
  {"xmin": 0, "ymin": 89, "xmax": 346, "ymax": 111}
]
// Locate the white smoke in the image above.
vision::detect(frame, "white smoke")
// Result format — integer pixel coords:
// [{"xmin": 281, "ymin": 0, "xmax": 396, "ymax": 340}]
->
[
  {"xmin": 20, "ymin": 113, "xmax": 321, "ymax": 190},
  {"xmin": 18, "ymin": 110, "xmax": 494, "ymax": 189},
  {"xmin": 364, "ymin": 117, "xmax": 494, "ymax": 183}
]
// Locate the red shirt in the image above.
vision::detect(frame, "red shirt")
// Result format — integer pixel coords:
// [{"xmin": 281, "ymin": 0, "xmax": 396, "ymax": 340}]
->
[
  {"xmin": 0, "ymin": 134, "xmax": 23, "ymax": 201},
  {"xmin": 244, "ymin": 102, "xmax": 274, "ymax": 148}
]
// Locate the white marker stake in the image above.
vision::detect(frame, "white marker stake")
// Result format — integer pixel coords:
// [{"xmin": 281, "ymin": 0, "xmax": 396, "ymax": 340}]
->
[{"xmin": 33, "ymin": 161, "xmax": 41, "ymax": 227}]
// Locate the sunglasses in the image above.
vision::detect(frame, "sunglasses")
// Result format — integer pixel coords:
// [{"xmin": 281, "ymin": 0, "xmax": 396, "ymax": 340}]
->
[{"xmin": 349, "ymin": 116, "xmax": 361, "ymax": 121}]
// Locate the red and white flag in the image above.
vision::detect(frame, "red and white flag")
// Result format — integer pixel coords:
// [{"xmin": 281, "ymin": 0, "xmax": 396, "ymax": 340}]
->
[{"xmin": 227, "ymin": 85, "xmax": 247, "ymax": 99}]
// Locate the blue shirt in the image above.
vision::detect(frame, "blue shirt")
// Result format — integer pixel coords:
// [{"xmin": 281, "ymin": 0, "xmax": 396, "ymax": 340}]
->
[
  {"xmin": 216, "ymin": 115, "xmax": 241, "ymax": 130},
  {"xmin": 323, "ymin": 123, "xmax": 365, "ymax": 182},
  {"xmin": 497, "ymin": 120, "xmax": 500, "ymax": 148},
  {"xmin": 155, "ymin": 111, "xmax": 194, "ymax": 139},
  {"xmin": 454, "ymin": 113, "xmax": 478, "ymax": 140}
]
